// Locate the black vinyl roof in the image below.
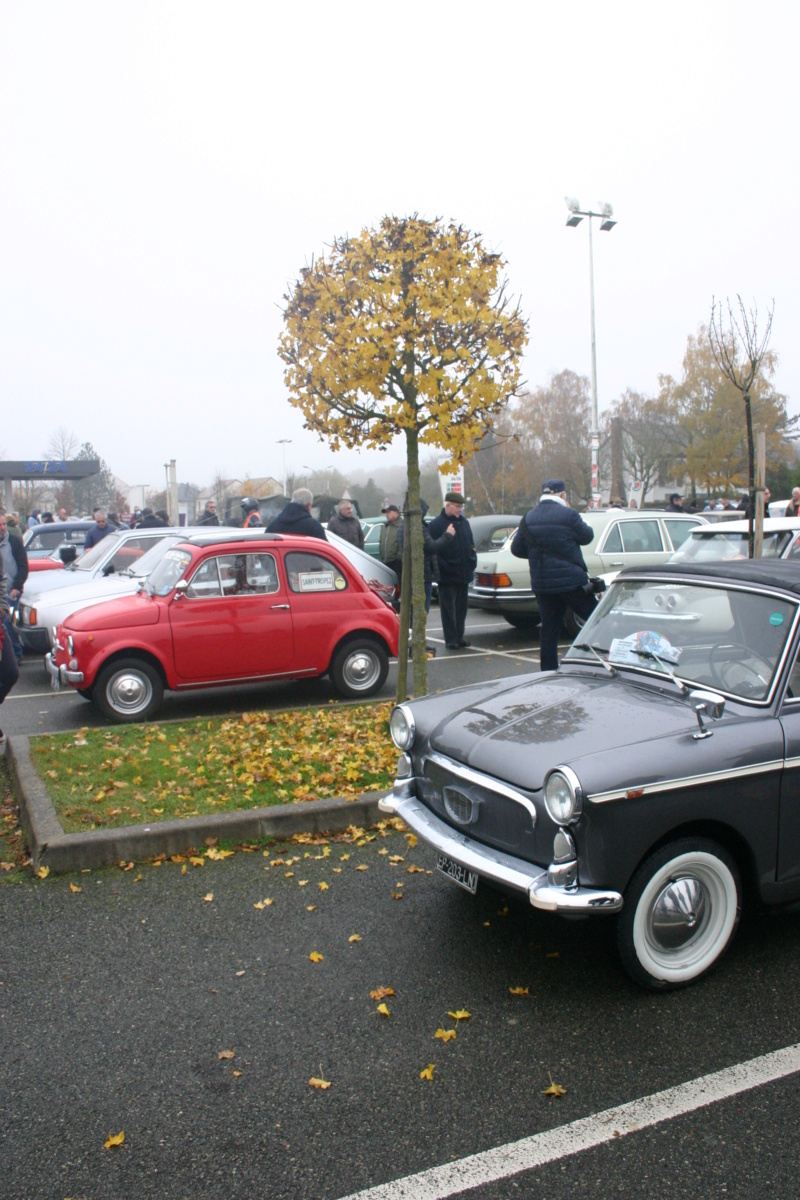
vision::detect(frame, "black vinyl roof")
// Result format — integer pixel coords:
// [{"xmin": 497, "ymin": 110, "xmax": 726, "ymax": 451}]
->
[{"xmin": 620, "ymin": 558, "xmax": 800, "ymax": 597}]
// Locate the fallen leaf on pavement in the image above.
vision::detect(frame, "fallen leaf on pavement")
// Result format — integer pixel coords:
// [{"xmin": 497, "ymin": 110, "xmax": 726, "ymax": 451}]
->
[
  {"xmin": 36, "ymin": 866, "xmax": 49, "ymax": 879},
  {"xmin": 509, "ymin": 987, "xmax": 530, "ymax": 996},
  {"xmin": 448, "ymin": 1009, "xmax": 471, "ymax": 1022},
  {"xmin": 104, "ymin": 1131, "xmax": 124, "ymax": 1150},
  {"xmin": 309, "ymin": 1076, "xmax": 331, "ymax": 1090},
  {"xmin": 348, "ymin": 934, "xmax": 361, "ymax": 943},
  {"xmin": 69, "ymin": 882, "xmax": 82, "ymax": 894},
  {"xmin": 434, "ymin": 1028, "xmax": 456, "ymax": 1042},
  {"xmin": 370, "ymin": 987, "xmax": 394, "ymax": 1000},
  {"xmin": 376, "ymin": 1003, "xmax": 391, "ymax": 1017},
  {"xmin": 202, "ymin": 893, "xmax": 213, "ymax": 902},
  {"xmin": 543, "ymin": 1073, "xmax": 567, "ymax": 1098},
  {"xmin": 309, "ymin": 951, "xmax": 324, "ymax": 963},
  {"xmin": 217, "ymin": 1049, "xmax": 235, "ymax": 1060},
  {"xmin": 420, "ymin": 1064, "xmax": 435, "ymax": 1081}
]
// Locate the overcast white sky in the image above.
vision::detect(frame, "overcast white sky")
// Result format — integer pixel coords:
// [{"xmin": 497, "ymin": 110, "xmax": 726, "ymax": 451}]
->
[{"xmin": 1, "ymin": 0, "xmax": 797, "ymax": 493}]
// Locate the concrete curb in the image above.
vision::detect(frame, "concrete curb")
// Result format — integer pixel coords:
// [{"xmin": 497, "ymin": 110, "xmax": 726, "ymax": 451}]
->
[{"xmin": 7, "ymin": 735, "xmax": 385, "ymax": 874}]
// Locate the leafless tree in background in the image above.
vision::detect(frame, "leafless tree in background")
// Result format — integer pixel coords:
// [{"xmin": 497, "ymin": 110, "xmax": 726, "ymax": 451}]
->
[{"xmin": 709, "ymin": 296, "xmax": 774, "ymax": 555}]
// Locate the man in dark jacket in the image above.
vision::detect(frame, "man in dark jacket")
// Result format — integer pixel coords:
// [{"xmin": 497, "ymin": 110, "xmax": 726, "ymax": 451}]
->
[
  {"xmin": 428, "ymin": 492, "xmax": 476, "ymax": 649},
  {"xmin": 267, "ymin": 488, "xmax": 327, "ymax": 540},
  {"xmin": 665, "ymin": 493, "xmax": 685, "ymax": 513},
  {"xmin": 510, "ymin": 479, "xmax": 597, "ymax": 672},
  {"xmin": 196, "ymin": 500, "xmax": 220, "ymax": 526},
  {"xmin": 83, "ymin": 509, "xmax": 118, "ymax": 548},
  {"xmin": 0, "ymin": 512, "xmax": 28, "ymax": 662},
  {"xmin": 327, "ymin": 500, "xmax": 364, "ymax": 548}
]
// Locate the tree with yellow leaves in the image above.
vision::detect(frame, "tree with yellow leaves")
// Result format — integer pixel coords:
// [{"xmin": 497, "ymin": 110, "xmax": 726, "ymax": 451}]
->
[{"xmin": 279, "ymin": 216, "xmax": 528, "ymax": 698}]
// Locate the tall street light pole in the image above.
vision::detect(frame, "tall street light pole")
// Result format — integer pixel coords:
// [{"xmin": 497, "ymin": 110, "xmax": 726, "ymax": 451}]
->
[
  {"xmin": 276, "ymin": 439, "xmax": 291, "ymax": 497},
  {"xmin": 565, "ymin": 199, "xmax": 617, "ymax": 507}
]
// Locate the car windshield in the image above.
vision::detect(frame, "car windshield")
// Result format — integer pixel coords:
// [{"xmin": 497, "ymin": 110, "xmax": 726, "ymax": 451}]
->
[
  {"xmin": 672, "ymin": 530, "xmax": 795, "ymax": 563},
  {"xmin": 563, "ymin": 577, "xmax": 798, "ymax": 701},
  {"xmin": 146, "ymin": 548, "xmax": 193, "ymax": 596},
  {"xmin": 71, "ymin": 532, "xmax": 123, "ymax": 571},
  {"xmin": 122, "ymin": 536, "xmax": 180, "ymax": 578}
]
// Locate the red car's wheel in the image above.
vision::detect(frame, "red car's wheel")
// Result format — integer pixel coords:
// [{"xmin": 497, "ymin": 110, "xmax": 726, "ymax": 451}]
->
[
  {"xmin": 93, "ymin": 658, "xmax": 164, "ymax": 723},
  {"xmin": 330, "ymin": 639, "xmax": 388, "ymax": 699}
]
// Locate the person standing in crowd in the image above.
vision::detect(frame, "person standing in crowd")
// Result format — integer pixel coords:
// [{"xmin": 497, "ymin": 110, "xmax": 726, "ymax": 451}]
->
[
  {"xmin": 27, "ymin": 509, "xmax": 41, "ymax": 529},
  {"xmin": 83, "ymin": 508, "xmax": 116, "ymax": 549},
  {"xmin": 137, "ymin": 507, "xmax": 165, "ymax": 528},
  {"xmin": 785, "ymin": 488, "xmax": 800, "ymax": 518},
  {"xmin": 665, "ymin": 493, "xmax": 684, "ymax": 512},
  {"xmin": 327, "ymin": 499, "xmax": 364, "ymax": 548},
  {"xmin": 511, "ymin": 478, "xmax": 598, "ymax": 672},
  {"xmin": 0, "ymin": 618, "xmax": 20, "ymax": 745},
  {"xmin": 379, "ymin": 504, "xmax": 403, "ymax": 579},
  {"xmin": 0, "ymin": 512, "xmax": 28, "ymax": 664},
  {"xmin": 267, "ymin": 488, "xmax": 327, "ymax": 539},
  {"xmin": 196, "ymin": 500, "xmax": 220, "ymax": 526},
  {"xmin": 428, "ymin": 492, "xmax": 476, "ymax": 649},
  {"xmin": 240, "ymin": 498, "xmax": 264, "ymax": 528},
  {"xmin": 57, "ymin": 507, "xmax": 69, "ymax": 522}
]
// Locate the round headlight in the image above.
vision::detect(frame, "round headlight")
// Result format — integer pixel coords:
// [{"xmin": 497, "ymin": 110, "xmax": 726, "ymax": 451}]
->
[
  {"xmin": 389, "ymin": 704, "xmax": 415, "ymax": 751},
  {"xmin": 543, "ymin": 767, "xmax": 583, "ymax": 825}
]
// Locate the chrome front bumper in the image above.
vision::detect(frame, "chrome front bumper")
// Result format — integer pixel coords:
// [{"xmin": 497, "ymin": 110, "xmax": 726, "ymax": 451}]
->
[
  {"xmin": 45, "ymin": 653, "xmax": 85, "ymax": 687},
  {"xmin": 379, "ymin": 788, "xmax": 622, "ymax": 914}
]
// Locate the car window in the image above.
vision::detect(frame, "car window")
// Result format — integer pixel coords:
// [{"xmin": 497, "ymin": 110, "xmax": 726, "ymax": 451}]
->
[
  {"xmin": 476, "ymin": 524, "xmax": 518, "ymax": 553},
  {"xmin": 75, "ymin": 533, "xmax": 124, "ymax": 570},
  {"xmin": 108, "ymin": 535, "xmax": 165, "ymax": 573},
  {"xmin": 187, "ymin": 553, "xmax": 280, "ymax": 598},
  {"xmin": 285, "ymin": 551, "xmax": 348, "ymax": 593},
  {"xmin": 665, "ymin": 519, "xmax": 698, "ymax": 550},
  {"xmin": 785, "ymin": 535, "xmax": 800, "ymax": 560},
  {"xmin": 620, "ymin": 520, "xmax": 663, "ymax": 553},
  {"xmin": 601, "ymin": 523, "xmax": 622, "ymax": 553}
]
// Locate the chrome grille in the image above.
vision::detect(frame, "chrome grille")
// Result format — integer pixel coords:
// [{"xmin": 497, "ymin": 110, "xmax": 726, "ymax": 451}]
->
[{"xmin": 443, "ymin": 787, "xmax": 475, "ymax": 825}]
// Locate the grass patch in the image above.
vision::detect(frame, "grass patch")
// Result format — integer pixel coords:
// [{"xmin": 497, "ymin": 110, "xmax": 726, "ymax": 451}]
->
[
  {"xmin": 30, "ymin": 703, "xmax": 398, "ymax": 834},
  {"xmin": 0, "ymin": 758, "xmax": 29, "ymax": 879}
]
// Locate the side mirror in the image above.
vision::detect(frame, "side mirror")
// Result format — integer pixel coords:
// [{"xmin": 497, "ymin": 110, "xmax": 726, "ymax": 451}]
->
[
  {"xmin": 172, "ymin": 579, "xmax": 189, "ymax": 599},
  {"xmin": 59, "ymin": 544, "xmax": 78, "ymax": 564},
  {"xmin": 689, "ymin": 688, "xmax": 726, "ymax": 739}
]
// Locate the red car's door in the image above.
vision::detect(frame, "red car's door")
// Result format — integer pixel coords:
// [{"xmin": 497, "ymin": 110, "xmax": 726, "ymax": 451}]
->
[{"xmin": 169, "ymin": 551, "xmax": 294, "ymax": 680}]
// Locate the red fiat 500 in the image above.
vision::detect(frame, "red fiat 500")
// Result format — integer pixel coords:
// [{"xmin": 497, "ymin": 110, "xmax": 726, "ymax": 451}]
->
[{"xmin": 46, "ymin": 531, "xmax": 400, "ymax": 722}]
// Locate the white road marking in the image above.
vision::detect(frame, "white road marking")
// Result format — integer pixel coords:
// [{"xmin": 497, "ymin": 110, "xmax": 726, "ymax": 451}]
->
[
  {"xmin": 337, "ymin": 1042, "xmax": 800, "ymax": 1200},
  {"xmin": 6, "ymin": 690, "xmax": 74, "ymax": 701}
]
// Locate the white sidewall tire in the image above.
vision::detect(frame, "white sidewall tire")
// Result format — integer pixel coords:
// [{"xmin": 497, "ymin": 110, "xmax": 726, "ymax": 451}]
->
[{"xmin": 629, "ymin": 847, "xmax": 740, "ymax": 987}]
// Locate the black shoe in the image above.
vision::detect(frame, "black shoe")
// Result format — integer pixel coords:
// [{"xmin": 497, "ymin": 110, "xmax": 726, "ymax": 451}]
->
[
  {"xmin": 445, "ymin": 643, "xmax": 458, "ymax": 650},
  {"xmin": 457, "ymin": 639, "xmax": 470, "ymax": 648}
]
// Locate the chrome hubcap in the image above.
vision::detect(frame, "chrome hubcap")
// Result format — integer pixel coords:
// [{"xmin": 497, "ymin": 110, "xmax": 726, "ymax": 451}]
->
[
  {"xmin": 650, "ymin": 875, "xmax": 708, "ymax": 950},
  {"xmin": 108, "ymin": 671, "xmax": 152, "ymax": 714},
  {"xmin": 343, "ymin": 650, "xmax": 379, "ymax": 691}
]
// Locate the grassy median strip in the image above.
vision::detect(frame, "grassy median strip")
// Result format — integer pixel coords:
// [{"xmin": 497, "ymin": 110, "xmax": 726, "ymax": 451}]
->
[{"xmin": 30, "ymin": 703, "xmax": 398, "ymax": 834}]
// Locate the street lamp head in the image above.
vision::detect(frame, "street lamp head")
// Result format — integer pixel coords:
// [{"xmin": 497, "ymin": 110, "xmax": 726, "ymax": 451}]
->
[
  {"xmin": 565, "ymin": 196, "xmax": 581, "ymax": 212},
  {"xmin": 598, "ymin": 201, "xmax": 614, "ymax": 218},
  {"xmin": 600, "ymin": 219, "xmax": 617, "ymax": 231},
  {"xmin": 566, "ymin": 214, "xmax": 583, "ymax": 227}
]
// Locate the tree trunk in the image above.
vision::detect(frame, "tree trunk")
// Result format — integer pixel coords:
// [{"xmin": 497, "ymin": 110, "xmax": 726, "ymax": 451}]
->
[
  {"xmin": 395, "ymin": 426, "xmax": 429, "ymax": 701},
  {"xmin": 744, "ymin": 388, "xmax": 755, "ymax": 557}
]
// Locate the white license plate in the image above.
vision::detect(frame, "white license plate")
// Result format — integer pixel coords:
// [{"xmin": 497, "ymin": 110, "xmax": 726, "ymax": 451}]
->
[{"xmin": 436, "ymin": 853, "xmax": 478, "ymax": 893}]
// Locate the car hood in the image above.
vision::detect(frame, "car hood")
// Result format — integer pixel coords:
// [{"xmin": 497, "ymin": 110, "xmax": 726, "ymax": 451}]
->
[
  {"xmin": 28, "ymin": 577, "xmax": 142, "ymax": 613},
  {"xmin": 63, "ymin": 592, "xmax": 161, "ymax": 632},
  {"xmin": 424, "ymin": 670, "xmax": 745, "ymax": 795}
]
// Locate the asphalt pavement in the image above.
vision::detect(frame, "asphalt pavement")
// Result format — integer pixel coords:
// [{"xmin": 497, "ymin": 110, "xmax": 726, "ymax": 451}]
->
[{"xmin": 4, "ymin": 610, "xmax": 800, "ymax": 1198}]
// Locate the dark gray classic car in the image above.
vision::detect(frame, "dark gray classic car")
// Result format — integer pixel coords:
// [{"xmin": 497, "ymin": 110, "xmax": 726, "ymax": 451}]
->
[{"xmin": 381, "ymin": 560, "xmax": 800, "ymax": 989}]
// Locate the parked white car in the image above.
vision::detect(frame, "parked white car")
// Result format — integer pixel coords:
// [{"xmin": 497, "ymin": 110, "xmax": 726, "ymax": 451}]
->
[
  {"xmin": 468, "ymin": 509, "xmax": 707, "ymax": 633},
  {"xmin": 670, "ymin": 517, "xmax": 800, "ymax": 565}
]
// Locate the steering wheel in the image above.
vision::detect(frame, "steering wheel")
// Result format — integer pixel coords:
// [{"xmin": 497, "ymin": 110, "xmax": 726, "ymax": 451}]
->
[{"xmin": 709, "ymin": 641, "xmax": 773, "ymax": 696}]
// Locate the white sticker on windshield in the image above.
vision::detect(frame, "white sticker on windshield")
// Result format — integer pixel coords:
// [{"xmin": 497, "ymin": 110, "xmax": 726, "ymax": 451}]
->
[{"xmin": 609, "ymin": 631, "xmax": 682, "ymax": 667}]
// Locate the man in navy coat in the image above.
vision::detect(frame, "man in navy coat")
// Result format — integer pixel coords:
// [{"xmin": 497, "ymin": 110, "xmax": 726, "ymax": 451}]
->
[{"xmin": 510, "ymin": 478, "xmax": 597, "ymax": 671}]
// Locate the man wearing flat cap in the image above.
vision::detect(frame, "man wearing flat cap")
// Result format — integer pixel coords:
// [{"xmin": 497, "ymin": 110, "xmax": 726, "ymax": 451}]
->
[
  {"xmin": 379, "ymin": 503, "xmax": 404, "ymax": 581},
  {"xmin": 428, "ymin": 492, "xmax": 477, "ymax": 649},
  {"xmin": 510, "ymin": 478, "xmax": 598, "ymax": 672}
]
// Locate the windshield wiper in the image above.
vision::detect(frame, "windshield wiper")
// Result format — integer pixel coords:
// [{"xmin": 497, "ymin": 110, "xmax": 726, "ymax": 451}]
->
[
  {"xmin": 573, "ymin": 642, "xmax": 616, "ymax": 675},
  {"xmin": 633, "ymin": 648, "xmax": 687, "ymax": 695}
]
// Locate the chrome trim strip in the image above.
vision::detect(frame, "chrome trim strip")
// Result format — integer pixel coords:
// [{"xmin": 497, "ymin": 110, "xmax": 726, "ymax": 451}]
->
[
  {"xmin": 378, "ymin": 791, "xmax": 621, "ymax": 914},
  {"xmin": 425, "ymin": 750, "xmax": 537, "ymax": 823},
  {"xmin": 174, "ymin": 667, "xmax": 319, "ymax": 689},
  {"xmin": 590, "ymin": 758, "xmax": 784, "ymax": 805}
]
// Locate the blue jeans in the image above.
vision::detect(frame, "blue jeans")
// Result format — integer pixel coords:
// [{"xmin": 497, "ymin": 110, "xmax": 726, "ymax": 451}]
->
[{"xmin": 3, "ymin": 605, "xmax": 23, "ymax": 662}]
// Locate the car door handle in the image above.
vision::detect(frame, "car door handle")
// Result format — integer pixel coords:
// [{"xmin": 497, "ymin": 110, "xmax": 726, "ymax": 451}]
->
[
  {"xmin": 271, "ymin": 603, "xmax": 291, "ymax": 610},
  {"xmin": 608, "ymin": 560, "xmax": 624, "ymax": 567}
]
